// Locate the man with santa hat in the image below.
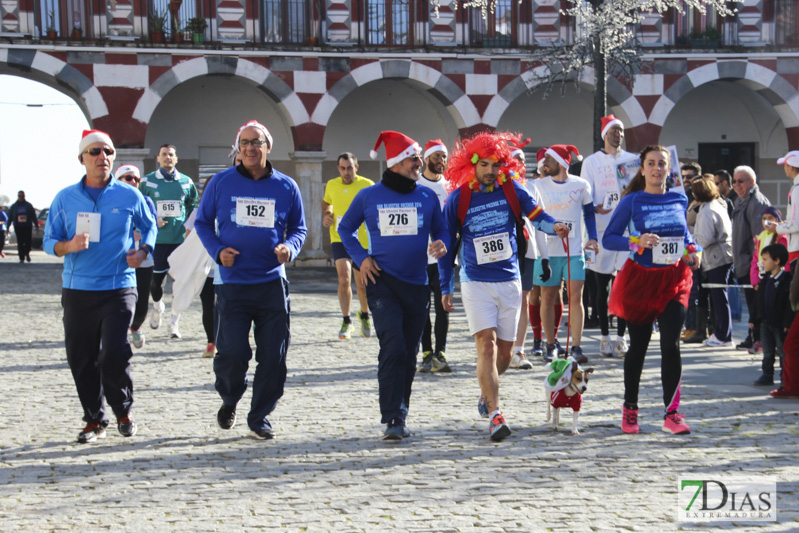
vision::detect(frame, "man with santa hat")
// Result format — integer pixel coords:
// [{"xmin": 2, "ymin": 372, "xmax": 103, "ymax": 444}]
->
[
  {"xmin": 416, "ymin": 138, "xmax": 453, "ymax": 374},
  {"xmin": 339, "ymin": 130, "xmax": 449, "ymax": 441},
  {"xmin": 44, "ymin": 130, "xmax": 157, "ymax": 443},
  {"xmin": 194, "ymin": 120, "xmax": 307, "ymax": 441},
  {"xmin": 534, "ymin": 144, "xmax": 598, "ymax": 365},
  {"xmin": 580, "ymin": 114, "xmax": 634, "ymax": 358}
]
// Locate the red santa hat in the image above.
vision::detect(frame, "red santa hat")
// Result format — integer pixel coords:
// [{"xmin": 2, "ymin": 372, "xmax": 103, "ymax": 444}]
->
[
  {"xmin": 536, "ymin": 148, "xmax": 547, "ymax": 173},
  {"xmin": 510, "ymin": 137, "xmax": 531, "ymax": 161},
  {"xmin": 545, "ymin": 144, "xmax": 582, "ymax": 170},
  {"xmin": 424, "ymin": 139, "xmax": 448, "ymax": 160},
  {"xmin": 79, "ymin": 129, "xmax": 114, "ymax": 156},
  {"xmin": 601, "ymin": 114, "xmax": 624, "ymax": 139},
  {"xmin": 235, "ymin": 120, "xmax": 273, "ymax": 149},
  {"xmin": 116, "ymin": 164, "xmax": 140, "ymax": 179},
  {"xmin": 370, "ymin": 131, "xmax": 421, "ymax": 168}
]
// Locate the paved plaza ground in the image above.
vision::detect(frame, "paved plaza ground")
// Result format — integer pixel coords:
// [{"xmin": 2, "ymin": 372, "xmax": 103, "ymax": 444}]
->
[{"xmin": 0, "ymin": 249, "xmax": 797, "ymax": 531}]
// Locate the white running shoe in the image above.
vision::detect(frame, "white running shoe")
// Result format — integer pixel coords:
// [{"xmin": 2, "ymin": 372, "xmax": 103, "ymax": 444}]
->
[
  {"xmin": 703, "ymin": 334, "xmax": 732, "ymax": 348},
  {"xmin": 150, "ymin": 300, "xmax": 165, "ymax": 330},
  {"xmin": 510, "ymin": 352, "xmax": 533, "ymax": 370},
  {"xmin": 614, "ymin": 337, "xmax": 629, "ymax": 358},
  {"xmin": 599, "ymin": 337, "xmax": 613, "ymax": 357},
  {"xmin": 168, "ymin": 315, "xmax": 181, "ymax": 339},
  {"xmin": 130, "ymin": 329, "xmax": 144, "ymax": 349}
]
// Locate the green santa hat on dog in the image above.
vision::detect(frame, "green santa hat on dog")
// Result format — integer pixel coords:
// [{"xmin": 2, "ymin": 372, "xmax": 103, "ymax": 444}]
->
[{"xmin": 546, "ymin": 357, "xmax": 578, "ymax": 392}]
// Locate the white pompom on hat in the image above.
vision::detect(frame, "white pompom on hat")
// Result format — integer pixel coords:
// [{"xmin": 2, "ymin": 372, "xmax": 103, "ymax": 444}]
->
[
  {"xmin": 79, "ymin": 129, "xmax": 114, "ymax": 156},
  {"xmin": 235, "ymin": 120, "xmax": 273, "ymax": 149},
  {"xmin": 600, "ymin": 114, "xmax": 624, "ymax": 139},
  {"xmin": 545, "ymin": 144, "xmax": 582, "ymax": 170},
  {"xmin": 370, "ymin": 130, "xmax": 421, "ymax": 168}
]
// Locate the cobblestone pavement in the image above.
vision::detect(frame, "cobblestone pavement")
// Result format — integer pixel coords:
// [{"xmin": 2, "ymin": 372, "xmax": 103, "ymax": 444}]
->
[{"xmin": 0, "ymin": 250, "xmax": 797, "ymax": 531}]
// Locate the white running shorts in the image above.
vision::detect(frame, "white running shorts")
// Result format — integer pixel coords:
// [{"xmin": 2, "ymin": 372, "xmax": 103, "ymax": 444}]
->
[{"xmin": 461, "ymin": 279, "xmax": 522, "ymax": 341}]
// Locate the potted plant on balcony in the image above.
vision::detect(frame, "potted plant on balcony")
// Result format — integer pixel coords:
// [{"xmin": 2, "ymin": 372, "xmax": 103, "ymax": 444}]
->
[
  {"xmin": 150, "ymin": 9, "xmax": 168, "ymax": 43},
  {"xmin": 70, "ymin": 23, "xmax": 82, "ymax": 40},
  {"xmin": 688, "ymin": 27, "xmax": 721, "ymax": 49},
  {"xmin": 45, "ymin": 10, "xmax": 57, "ymax": 40},
  {"xmin": 187, "ymin": 17, "xmax": 207, "ymax": 45}
]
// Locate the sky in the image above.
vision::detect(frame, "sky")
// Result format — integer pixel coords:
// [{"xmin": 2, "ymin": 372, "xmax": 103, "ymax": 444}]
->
[{"xmin": 0, "ymin": 75, "xmax": 90, "ymax": 210}]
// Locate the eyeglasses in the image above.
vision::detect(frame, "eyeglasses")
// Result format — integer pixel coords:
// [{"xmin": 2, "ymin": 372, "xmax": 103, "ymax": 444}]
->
[
  {"xmin": 239, "ymin": 139, "xmax": 268, "ymax": 148},
  {"xmin": 84, "ymin": 147, "xmax": 115, "ymax": 157},
  {"xmin": 732, "ymin": 179, "xmax": 747, "ymax": 184},
  {"xmin": 409, "ymin": 154, "xmax": 422, "ymax": 162},
  {"xmin": 120, "ymin": 175, "xmax": 140, "ymax": 184}
]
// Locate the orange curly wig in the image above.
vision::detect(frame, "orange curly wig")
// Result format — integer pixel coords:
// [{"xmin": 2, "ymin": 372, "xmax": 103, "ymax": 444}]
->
[{"xmin": 444, "ymin": 131, "xmax": 527, "ymax": 193}]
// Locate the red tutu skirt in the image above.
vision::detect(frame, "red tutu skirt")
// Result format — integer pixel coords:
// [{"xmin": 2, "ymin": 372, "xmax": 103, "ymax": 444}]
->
[{"xmin": 609, "ymin": 258, "xmax": 693, "ymax": 325}]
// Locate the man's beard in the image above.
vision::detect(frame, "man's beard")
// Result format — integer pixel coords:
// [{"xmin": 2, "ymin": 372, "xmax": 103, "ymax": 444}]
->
[{"xmin": 427, "ymin": 161, "xmax": 443, "ymax": 174}]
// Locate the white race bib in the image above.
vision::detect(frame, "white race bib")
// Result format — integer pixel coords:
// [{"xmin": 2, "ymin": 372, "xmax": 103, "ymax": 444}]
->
[
  {"xmin": 603, "ymin": 191, "xmax": 620, "ymax": 210},
  {"xmin": 378, "ymin": 207, "xmax": 418, "ymax": 236},
  {"xmin": 157, "ymin": 200, "xmax": 181, "ymax": 218},
  {"xmin": 550, "ymin": 219, "xmax": 575, "ymax": 238},
  {"xmin": 76, "ymin": 212, "xmax": 101, "ymax": 242},
  {"xmin": 652, "ymin": 236, "xmax": 683, "ymax": 265},
  {"xmin": 473, "ymin": 232, "xmax": 512, "ymax": 264},
  {"xmin": 236, "ymin": 198, "xmax": 275, "ymax": 228}
]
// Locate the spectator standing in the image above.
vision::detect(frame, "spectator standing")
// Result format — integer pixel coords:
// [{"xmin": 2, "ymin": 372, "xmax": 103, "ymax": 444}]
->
[
  {"xmin": 775, "ymin": 151, "xmax": 799, "ymax": 266},
  {"xmin": 751, "ymin": 244, "xmax": 793, "ymax": 386},
  {"xmin": 731, "ymin": 165, "xmax": 772, "ymax": 351},
  {"xmin": 691, "ymin": 177, "xmax": 734, "ymax": 347}
]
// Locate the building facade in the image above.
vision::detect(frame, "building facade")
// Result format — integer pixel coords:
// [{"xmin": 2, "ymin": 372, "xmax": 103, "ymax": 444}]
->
[{"xmin": 1, "ymin": 0, "xmax": 798, "ymax": 259}]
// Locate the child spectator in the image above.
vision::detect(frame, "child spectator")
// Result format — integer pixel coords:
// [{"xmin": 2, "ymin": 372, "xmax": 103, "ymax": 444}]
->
[
  {"xmin": 751, "ymin": 244, "xmax": 794, "ymax": 386},
  {"xmin": 750, "ymin": 207, "xmax": 788, "ymax": 286}
]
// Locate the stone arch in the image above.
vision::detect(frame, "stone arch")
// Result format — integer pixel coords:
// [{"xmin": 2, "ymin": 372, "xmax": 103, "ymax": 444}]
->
[
  {"xmin": 311, "ymin": 59, "xmax": 480, "ymax": 130},
  {"xmin": 132, "ymin": 57, "xmax": 308, "ymax": 128},
  {"xmin": 0, "ymin": 49, "xmax": 106, "ymax": 123},
  {"xmin": 487, "ymin": 65, "xmax": 647, "ymax": 129},
  {"xmin": 649, "ymin": 60, "xmax": 799, "ymax": 129}
]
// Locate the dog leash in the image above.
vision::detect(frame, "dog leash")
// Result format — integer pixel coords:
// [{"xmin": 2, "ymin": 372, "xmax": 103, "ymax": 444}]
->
[{"xmin": 562, "ymin": 235, "xmax": 571, "ymax": 356}]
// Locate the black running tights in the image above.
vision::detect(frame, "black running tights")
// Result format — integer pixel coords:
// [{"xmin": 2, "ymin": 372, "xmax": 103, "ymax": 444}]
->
[{"xmin": 624, "ymin": 300, "xmax": 685, "ymax": 413}]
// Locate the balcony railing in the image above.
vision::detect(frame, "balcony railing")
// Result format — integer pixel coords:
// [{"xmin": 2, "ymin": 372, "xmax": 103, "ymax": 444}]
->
[{"xmin": 4, "ymin": 0, "xmax": 798, "ymax": 49}]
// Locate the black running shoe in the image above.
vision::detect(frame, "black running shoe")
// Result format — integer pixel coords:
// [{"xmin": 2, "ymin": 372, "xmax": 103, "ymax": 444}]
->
[{"xmin": 217, "ymin": 403, "xmax": 237, "ymax": 430}]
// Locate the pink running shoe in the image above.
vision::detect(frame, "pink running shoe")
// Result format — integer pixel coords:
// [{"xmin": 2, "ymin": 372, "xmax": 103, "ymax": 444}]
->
[
  {"xmin": 662, "ymin": 412, "xmax": 691, "ymax": 434},
  {"xmin": 621, "ymin": 405, "xmax": 639, "ymax": 434}
]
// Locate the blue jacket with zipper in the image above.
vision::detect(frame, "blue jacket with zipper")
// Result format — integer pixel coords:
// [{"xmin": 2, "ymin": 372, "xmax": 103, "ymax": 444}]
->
[{"xmin": 44, "ymin": 177, "xmax": 157, "ymax": 290}]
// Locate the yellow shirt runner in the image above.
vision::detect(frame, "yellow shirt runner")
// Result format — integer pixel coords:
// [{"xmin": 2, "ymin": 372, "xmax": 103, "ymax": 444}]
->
[{"xmin": 323, "ymin": 174, "xmax": 374, "ymax": 247}]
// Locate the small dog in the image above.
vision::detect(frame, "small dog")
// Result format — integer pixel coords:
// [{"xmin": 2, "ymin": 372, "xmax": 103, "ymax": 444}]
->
[{"xmin": 545, "ymin": 359, "xmax": 594, "ymax": 435}]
